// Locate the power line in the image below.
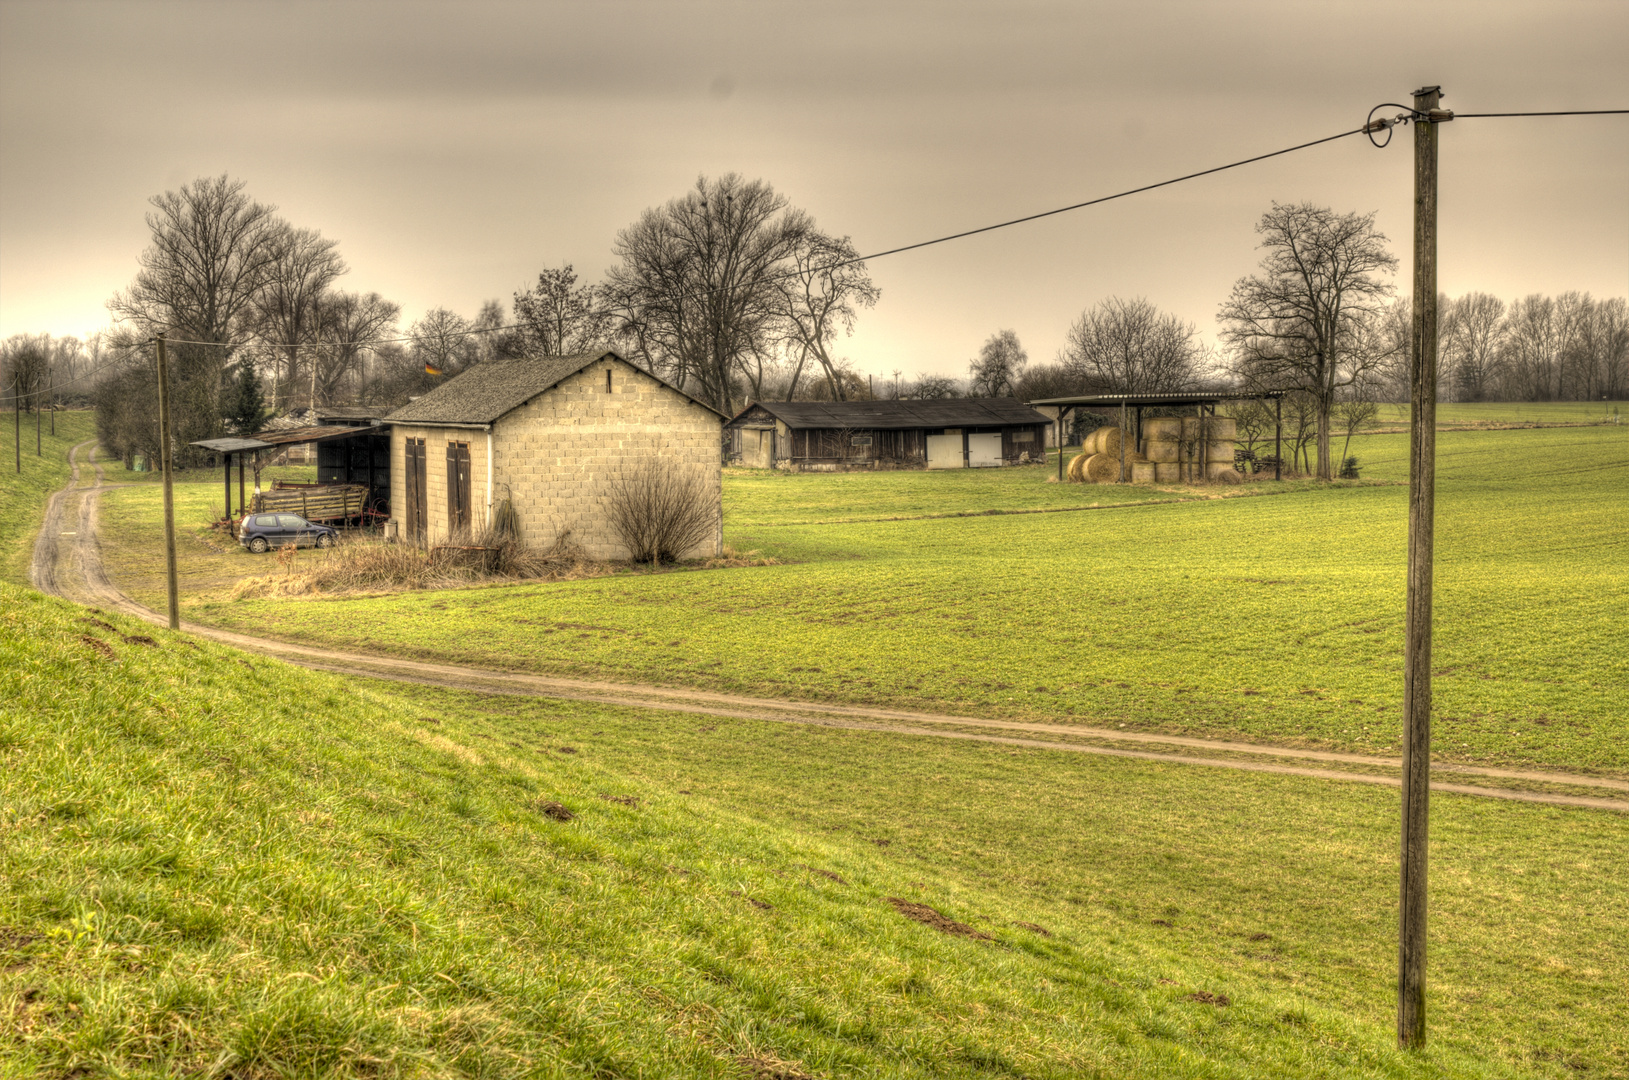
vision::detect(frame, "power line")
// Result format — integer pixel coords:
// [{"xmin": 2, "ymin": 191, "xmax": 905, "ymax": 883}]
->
[{"xmin": 1453, "ymin": 109, "xmax": 1629, "ymax": 118}]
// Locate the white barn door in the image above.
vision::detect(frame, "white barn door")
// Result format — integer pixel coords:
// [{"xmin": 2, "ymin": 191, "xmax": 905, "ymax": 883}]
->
[
  {"xmin": 967, "ymin": 433, "xmax": 1002, "ymax": 467},
  {"xmin": 926, "ymin": 434, "xmax": 963, "ymax": 469}
]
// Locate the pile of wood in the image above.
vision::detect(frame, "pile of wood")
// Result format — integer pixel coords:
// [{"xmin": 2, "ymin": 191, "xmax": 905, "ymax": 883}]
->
[{"xmin": 250, "ymin": 482, "xmax": 371, "ymax": 522}]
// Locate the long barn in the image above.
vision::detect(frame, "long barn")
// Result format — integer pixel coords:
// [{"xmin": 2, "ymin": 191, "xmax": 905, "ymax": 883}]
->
[{"xmin": 726, "ymin": 399, "xmax": 1052, "ymax": 471}]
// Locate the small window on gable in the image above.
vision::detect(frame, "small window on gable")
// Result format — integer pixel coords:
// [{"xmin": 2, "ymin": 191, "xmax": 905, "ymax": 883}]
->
[{"xmin": 606, "ymin": 369, "xmax": 613, "ymax": 393}]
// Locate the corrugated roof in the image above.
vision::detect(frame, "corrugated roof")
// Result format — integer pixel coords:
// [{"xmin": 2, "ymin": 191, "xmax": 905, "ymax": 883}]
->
[
  {"xmin": 1028, "ymin": 391, "xmax": 1286, "ymax": 407},
  {"xmin": 247, "ymin": 425, "xmax": 372, "ymax": 447},
  {"xmin": 190, "ymin": 437, "xmax": 274, "ymax": 454},
  {"xmin": 731, "ymin": 398, "xmax": 1052, "ymax": 430}
]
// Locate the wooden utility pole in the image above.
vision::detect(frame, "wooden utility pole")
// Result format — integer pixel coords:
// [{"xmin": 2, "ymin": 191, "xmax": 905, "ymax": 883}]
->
[
  {"xmin": 12, "ymin": 377, "xmax": 18, "ymax": 474},
  {"xmin": 155, "ymin": 333, "xmax": 181, "ymax": 631},
  {"xmin": 1399, "ymin": 82, "xmax": 1444, "ymax": 1051}
]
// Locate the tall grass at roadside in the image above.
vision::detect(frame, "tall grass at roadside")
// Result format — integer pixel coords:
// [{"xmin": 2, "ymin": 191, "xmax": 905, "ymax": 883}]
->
[{"xmin": 233, "ymin": 528, "xmax": 602, "ymax": 598}]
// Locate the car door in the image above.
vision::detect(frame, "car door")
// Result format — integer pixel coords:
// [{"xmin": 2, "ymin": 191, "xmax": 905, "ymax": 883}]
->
[{"xmin": 282, "ymin": 514, "xmax": 313, "ymax": 547}]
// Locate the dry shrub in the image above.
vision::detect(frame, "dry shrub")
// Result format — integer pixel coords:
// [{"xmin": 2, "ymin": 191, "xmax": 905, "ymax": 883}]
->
[
  {"xmin": 698, "ymin": 545, "xmax": 780, "ymax": 570},
  {"xmin": 233, "ymin": 528, "xmax": 601, "ymax": 598},
  {"xmin": 605, "ymin": 456, "xmax": 719, "ymax": 566}
]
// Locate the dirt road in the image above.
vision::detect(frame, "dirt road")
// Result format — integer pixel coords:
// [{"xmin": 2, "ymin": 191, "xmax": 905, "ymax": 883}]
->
[{"xmin": 30, "ymin": 448, "xmax": 1628, "ymax": 812}]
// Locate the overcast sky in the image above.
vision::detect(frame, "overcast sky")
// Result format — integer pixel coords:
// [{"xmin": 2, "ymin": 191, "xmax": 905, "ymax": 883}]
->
[{"xmin": 2, "ymin": 0, "xmax": 1625, "ymax": 379}]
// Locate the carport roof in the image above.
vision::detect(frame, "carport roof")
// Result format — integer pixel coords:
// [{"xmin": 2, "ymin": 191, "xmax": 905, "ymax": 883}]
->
[{"xmin": 189, "ymin": 437, "xmax": 273, "ymax": 454}]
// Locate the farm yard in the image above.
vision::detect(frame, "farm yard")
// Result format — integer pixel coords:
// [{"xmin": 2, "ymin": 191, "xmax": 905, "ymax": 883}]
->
[
  {"xmin": 137, "ymin": 422, "xmax": 1628, "ymax": 775},
  {"xmin": 5, "ymin": 415, "xmax": 1627, "ymax": 1076}
]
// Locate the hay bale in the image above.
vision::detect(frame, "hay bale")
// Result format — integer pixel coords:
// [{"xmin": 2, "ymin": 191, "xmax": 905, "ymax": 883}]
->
[
  {"xmin": 1131, "ymin": 460, "xmax": 1156, "ymax": 484},
  {"xmin": 1206, "ymin": 460, "xmax": 1243, "ymax": 481},
  {"xmin": 1205, "ymin": 440, "xmax": 1236, "ymax": 462},
  {"xmin": 1067, "ymin": 452, "xmax": 1090, "ymax": 482},
  {"xmin": 1180, "ymin": 417, "xmax": 1203, "ymax": 441},
  {"xmin": 1143, "ymin": 439, "xmax": 1180, "ymax": 462},
  {"xmin": 1153, "ymin": 462, "xmax": 1183, "ymax": 483},
  {"xmin": 1207, "ymin": 417, "xmax": 1238, "ymax": 441},
  {"xmin": 1083, "ymin": 453, "xmax": 1121, "ymax": 483},
  {"xmin": 1143, "ymin": 417, "xmax": 1182, "ymax": 442}
]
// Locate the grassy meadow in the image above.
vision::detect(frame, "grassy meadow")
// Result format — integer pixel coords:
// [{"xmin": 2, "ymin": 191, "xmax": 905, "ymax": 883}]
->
[
  {"xmin": 145, "ymin": 424, "xmax": 1629, "ymax": 775},
  {"xmin": 4, "ymin": 584, "xmax": 1624, "ymax": 1077}
]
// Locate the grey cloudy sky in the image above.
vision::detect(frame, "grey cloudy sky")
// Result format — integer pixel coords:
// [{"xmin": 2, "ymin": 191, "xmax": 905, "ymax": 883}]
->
[{"xmin": 2, "ymin": 0, "xmax": 1625, "ymax": 378}]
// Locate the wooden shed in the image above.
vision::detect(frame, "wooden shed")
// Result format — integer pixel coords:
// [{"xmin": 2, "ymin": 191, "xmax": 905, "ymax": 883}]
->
[{"xmin": 726, "ymin": 398, "xmax": 1053, "ymax": 471}]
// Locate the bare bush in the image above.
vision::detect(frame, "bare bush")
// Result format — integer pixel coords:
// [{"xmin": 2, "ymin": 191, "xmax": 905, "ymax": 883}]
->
[{"xmin": 605, "ymin": 458, "xmax": 720, "ymax": 565}]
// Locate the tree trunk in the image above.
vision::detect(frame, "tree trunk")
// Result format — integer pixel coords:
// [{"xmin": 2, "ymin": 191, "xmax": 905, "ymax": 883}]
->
[{"xmin": 1316, "ymin": 395, "xmax": 1333, "ymax": 480}]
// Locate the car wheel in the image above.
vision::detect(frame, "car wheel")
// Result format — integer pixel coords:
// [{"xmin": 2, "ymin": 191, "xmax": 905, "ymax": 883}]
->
[
  {"xmin": 248, "ymin": 536, "xmax": 269, "ymax": 554},
  {"xmin": 316, "ymin": 533, "xmax": 334, "ymax": 549}
]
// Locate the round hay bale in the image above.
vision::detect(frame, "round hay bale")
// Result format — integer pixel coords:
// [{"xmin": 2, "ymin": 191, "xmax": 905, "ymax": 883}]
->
[
  {"xmin": 1067, "ymin": 452, "xmax": 1089, "ymax": 482},
  {"xmin": 1205, "ymin": 440, "xmax": 1235, "ymax": 462},
  {"xmin": 1083, "ymin": 453, "xmax": 1120, "ymax": 483},
  {"xmin": 1143, "ymin": 439, "xmax": 1180, "ymax": 462},
  {"xmin": 1207, "ymin": 417, "xmax": 1238, "ymax": 442},
  {"xmin": 1153, "ymin": 462, "xmax": 1183, "ymax": 483},
  {"xmin": 1180, "ymin": 416, "xmax": 1203, "ymax": 442},
  {"xmin": 1131, "ymin": 460, "xmax": 1156, "ymax": 484},
  {"xmin": 1143, "ymin": 417, "xmax": 1182, "ymax": 442}
]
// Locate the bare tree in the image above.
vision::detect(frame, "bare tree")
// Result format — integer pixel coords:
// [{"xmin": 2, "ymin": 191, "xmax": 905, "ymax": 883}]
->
[
  {"xmin": 1440, "ymin": 292, "xmax": 1505, "ymax": 402},
  {"xmin": 1218, "ymin": 203, "xmax": 1398, "ymax": 480},
  {"xmin": 775, "ymin": 231, "xmax": 880, "ymax": 401},
  {"xmin": 605, "ymin": 174, "xmax": 811, "ymax": 415},
  {"xmin": 1060, "ymin": 297, "xmax": 1205, "ymax": 393},
  {"xmin": 314, "ymin": 291, "xmax": 400, "ymax": 404},
  {"xmin": 513, "ymin": 264, "xmax": 611, "ymax": 357},
  {"xmin": 907, "ymin": 373, "xmax": 962, "ymax": 399},
  {"xmin": 254, "ymin": 224, "xmax": 347, "ymax": 409},
  {"xmin": 107, "ymin": 175, "xmax": 283, "ymax": 449},
  {"xmin": 968, "ymin": 329, "xmax": 1028, "ymax": 396},
  {"xmin": 410, "ymin": 308, "xmax": 476, "ymax": 377}
]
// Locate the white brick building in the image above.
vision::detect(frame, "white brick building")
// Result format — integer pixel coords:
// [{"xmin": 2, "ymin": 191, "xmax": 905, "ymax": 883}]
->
[{"xmin": 382, "ymin": 350, "xmax": 725, "ymax": 559}]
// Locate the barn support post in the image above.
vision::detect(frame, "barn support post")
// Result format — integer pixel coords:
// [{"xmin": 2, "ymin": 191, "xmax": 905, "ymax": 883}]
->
[
  {"xmin": 223, "ymin": 452, "xmax": 232, "ymax": 522},
  {"xmin": 1118, "ymin": 400, "xmax": 1128, "ymax": 481},
  {"xmin": 1056, "ymin": 407, "xmax": 1066, "ymax": 481},
  {"xmin": 1398, "ymin": 82, "xmax": 1443, "ymax": 1053},
  {"xmin": 238, "ymin": 454, "xmax": 245, "ymax": 522}
]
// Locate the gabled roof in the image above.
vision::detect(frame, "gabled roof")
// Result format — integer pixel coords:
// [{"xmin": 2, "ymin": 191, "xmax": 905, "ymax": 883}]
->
[
  {"xmin": 729, "ymin": 398, "xmax": 1052, "ymax": 430},
  {"xmin": 383, "ymin": 350, "xmax": 726, "ymax": 427}
]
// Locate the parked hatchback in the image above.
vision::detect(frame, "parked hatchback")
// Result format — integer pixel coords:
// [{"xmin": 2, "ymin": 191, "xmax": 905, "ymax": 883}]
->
[{"xmin": 239, "ymin": 513, "xmax": 337, "ymax": 553}]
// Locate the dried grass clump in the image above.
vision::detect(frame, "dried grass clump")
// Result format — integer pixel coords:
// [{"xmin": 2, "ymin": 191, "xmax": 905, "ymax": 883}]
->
[
  {"xmin": 698, "ymin": 545, "xmax": 782, "ymax": 570},
  {"xmin": 233, "ymin": 528, "xmax": 601, "ymax": 598}
]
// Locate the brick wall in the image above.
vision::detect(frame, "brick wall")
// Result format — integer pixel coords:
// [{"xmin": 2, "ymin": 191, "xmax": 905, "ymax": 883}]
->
[{"xmin": 490, "ymin": 357, "xmax": 722, "ymax": 560}]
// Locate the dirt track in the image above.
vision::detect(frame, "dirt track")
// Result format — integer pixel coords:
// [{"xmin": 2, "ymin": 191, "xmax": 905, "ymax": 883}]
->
[{"xmin": 30, "ymin": 445, "xmax": 1629, "ymax": 813}]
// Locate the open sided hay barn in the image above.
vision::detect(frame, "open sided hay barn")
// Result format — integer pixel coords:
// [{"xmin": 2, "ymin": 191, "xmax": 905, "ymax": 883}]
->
[
  {"xmin": 383, "ymin": 350, "xmax": 725, "ymax": 559},
  {"xmin": 726, "ymin": 399, "xmax": 1052, "ymax": 471}
]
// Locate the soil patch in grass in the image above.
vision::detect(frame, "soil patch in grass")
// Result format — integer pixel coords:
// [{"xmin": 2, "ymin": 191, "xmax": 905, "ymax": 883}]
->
[{"xmin": 886, "ymin": 898, "xmax": 992, "ymax": 940}]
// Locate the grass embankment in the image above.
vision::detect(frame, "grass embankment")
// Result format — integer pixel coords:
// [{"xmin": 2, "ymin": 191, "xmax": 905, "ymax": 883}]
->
[
  {"xmin": 4, "ymin": 584, "xmax": 1620, "ymax": 1077},
  {"xmin": 169, "ymin": 426, "xmax": 1627, "ymax": 775},
  {"xmin": 0, "ymin": 410, "xmax": 96, "ymax": 585}
]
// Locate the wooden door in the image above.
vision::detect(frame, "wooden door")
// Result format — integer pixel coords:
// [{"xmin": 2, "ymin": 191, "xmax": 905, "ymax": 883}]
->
[
  {"xmin": 405, "ymin": 438, "xmax": 427, "ymax": 542},
  {"xmin": 446, "ymin": 441, "xmax": 471, "ymax": 535}
]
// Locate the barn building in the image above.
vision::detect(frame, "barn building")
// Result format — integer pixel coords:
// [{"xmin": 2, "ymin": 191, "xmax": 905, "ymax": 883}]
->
[
  {"xmin": 726, "ymin": 398, "xmax": 1053, "ymax": 471},
  {"xmin": 382, "ymin": 350, "xmax": 725, "ymax": 559}
]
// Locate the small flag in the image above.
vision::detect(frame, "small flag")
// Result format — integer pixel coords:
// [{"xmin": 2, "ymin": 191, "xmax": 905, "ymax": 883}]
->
[{"xmin": 424, "ymin": 363, "xmax": 443, "ymax": 376}]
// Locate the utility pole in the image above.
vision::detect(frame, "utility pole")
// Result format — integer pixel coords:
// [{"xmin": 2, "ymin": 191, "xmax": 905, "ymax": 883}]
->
[
  {"xmin": 13, "ymin": 376, "xmax": 19, "ymax": 474},
  {"xmin": 1399, "ymin": 82, "xmax": 1446, "ymax": 1051},
  {"xmin": 156, "ymin": 333, "xmax": 181, "ymax": 632}
]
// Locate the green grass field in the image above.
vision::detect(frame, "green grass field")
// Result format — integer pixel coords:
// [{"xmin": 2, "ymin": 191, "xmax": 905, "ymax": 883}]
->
[
  {"xmin": 4, "ymin": 584, "xmax": 1623, "ymax": 1077},
  {"xmin": 159, "ymin": 425, "xmax": 1628, "ymax": 775}
]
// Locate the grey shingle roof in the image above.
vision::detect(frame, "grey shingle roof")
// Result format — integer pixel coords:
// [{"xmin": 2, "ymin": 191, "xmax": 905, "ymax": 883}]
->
[
  {"xmin": 730, "ymin": 398, "xmax": 1052, "ymax": 430},
  {"xmin": 382, "ymin": 351, "xmax": 725, "ymax": 426}
]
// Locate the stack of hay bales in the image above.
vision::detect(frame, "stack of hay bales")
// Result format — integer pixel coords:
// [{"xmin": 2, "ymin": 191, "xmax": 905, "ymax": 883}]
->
[
  {"xmin": 1142, "ymin": 415, "xmax": 1241, "ymax": 483},
  {"xmin": 1069, "ymin": 425, "xmax": 1147, "ymax": 483}
]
